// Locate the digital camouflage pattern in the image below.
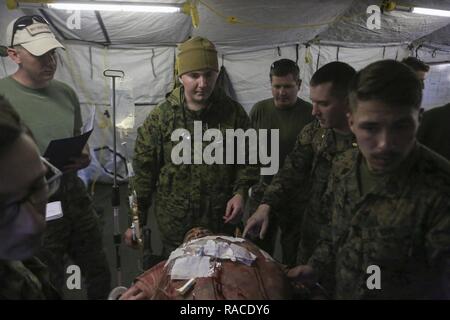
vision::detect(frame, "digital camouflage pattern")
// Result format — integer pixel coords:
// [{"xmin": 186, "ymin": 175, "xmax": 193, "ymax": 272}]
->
[
  {"xmin": 309, "ymin": 144, "xmax": 450, "ymax": 299},
  {"xmin": 133, "ymin": 86, "xmax": 257, "ymax": 256},
  {"xmin": 0, "ymin": 257, "xmax": 60, "ymax": 299},
  {"xmin": 261, "ymin": 120, "xmax": 356, "ymax": 265},
  {"xmin": 37, "ymin": 174, "xmax": 111, "ymax": 299},
  {"xmin": 0, "ymin": 76, "xmax": 111, "ymax": 300}
]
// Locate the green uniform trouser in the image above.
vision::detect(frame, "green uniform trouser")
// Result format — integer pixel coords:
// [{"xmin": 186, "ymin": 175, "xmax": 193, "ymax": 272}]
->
[{"xmin": 37, "ymin": 174, "xmax": 111, "ymax": 299}]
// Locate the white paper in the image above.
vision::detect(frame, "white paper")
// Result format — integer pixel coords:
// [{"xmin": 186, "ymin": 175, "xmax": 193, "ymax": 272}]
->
[
  {"xmin": 185, "ymin": 235, "xmax": 245, "ymax": 247},
  {"xmin": 216, "ymin": 236, "xmax": 246, "ymax": 243},
  {"xmin": 229, "ymin": 243, "xmax": 257, "ymax": 266},
  {"xmin": 45, "ymin": 201, "xmax": 63, "ymax": 221},
  {"xmin": 170, "ymin": 256, "xmax": 211, "ymax": 280},
  {"xmin": 165, "ymin": 247, "xmax": 187, "ymax": 267},
  {"xmin": 200, "ymin": 240, "xmax": 256, "ymax": 265}
]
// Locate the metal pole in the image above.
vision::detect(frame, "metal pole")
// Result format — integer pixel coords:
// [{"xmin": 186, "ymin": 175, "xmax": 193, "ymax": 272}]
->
[{"xmin": 103, "ymin": 69, "xmax": 125, "ymax": 287}]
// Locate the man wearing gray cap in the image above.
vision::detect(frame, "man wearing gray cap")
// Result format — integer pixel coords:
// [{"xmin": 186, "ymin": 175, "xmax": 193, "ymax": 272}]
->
[{"xmin": 0, "ymin": 15, "xmax": 111, "ymax": 299}]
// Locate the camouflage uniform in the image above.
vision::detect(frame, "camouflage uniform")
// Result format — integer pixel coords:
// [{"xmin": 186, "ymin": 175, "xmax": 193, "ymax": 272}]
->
[
  {"xmin": 261, "ymin": 120, "xmax": 356, "ymax": 266},
  {"xmin": 309, "ymin": 144, "xmax": 450, "ymax": 299},
  {"xmin": 0, "ymin": 77, "xmax": 111, "ymax": 299},
  {"xmin": 133, "ymin": 86, "xmax": 257, "ymax": 256},
  {"xmin": 37, "ymin": 174, "xmax": 111, "ymax": 299},
  {"xmin": 0, "ymin": 257, "xmax": 60, "ymax": 299}
]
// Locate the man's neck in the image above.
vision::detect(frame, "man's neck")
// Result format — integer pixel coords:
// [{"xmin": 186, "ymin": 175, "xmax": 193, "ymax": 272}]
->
[
  {"xmin": 274, "ymin": 99, "xmax": 298, "ymax": 110},
  {"xmin": 12, "ymin": 71, "xmax": 49, "ymax": 89},
  {"xmin": 184, "ymin": 96, "xmax": 208, "ymax": 111},
  {"xmin": 186, "ymin": 102, "xmax": 206, "ymax": 111},
  {"xmin": 333, "ymin": 126, "xmax": 352, "ymax": 135}
]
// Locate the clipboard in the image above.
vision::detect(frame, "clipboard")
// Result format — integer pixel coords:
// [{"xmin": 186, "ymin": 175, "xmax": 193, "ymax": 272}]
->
[{"xmin": 43, "ymin": 129, "xmax": 93, "ymax": 170}]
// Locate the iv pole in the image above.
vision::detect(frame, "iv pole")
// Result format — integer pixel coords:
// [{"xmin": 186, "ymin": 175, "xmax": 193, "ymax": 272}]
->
[{"xmin": 103, "ymin": 69, "xmax": 125, "ymax": 287}]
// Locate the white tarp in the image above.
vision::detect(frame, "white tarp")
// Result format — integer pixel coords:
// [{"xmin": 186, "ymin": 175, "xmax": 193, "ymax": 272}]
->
[{"xmin": 1, "ymin": 0, "xmax": 449, "ymax": 182}]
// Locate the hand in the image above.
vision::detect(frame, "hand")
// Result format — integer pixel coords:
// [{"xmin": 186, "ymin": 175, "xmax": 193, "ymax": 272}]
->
[
  {"xmin": 123, "ymin": 228, "xmax": 140, "ymax": 249},
  {"xmin": 62, "ymin": 145, "xmax": 91, "ymax": 173},
  {"xmin": 287, "ymin": 265, "xmax": 317, "ymax": 288},
  {"xmin": 118, "ymin": 287, "xmax": 147, "ymax": 300},
  {"xmin": 242, "ymin": 204, "xmax": 270, "ymax": 240},
  {"xmin": 223, "ymin": 194, "xmax": 244, "ymax": 224}
]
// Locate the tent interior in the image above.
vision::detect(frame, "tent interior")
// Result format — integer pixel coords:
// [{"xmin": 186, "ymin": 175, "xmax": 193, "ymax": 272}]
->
[{"xmin": 1, "ymin": 0, "xmax": 450, "ymax": 298}]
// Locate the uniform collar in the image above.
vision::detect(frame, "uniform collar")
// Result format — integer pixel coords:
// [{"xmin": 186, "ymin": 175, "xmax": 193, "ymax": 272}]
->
[
  {"xmin": 355, "ymin": 143, "xmax": 420, "ymax": 199},
  {"xmin": 168, "ymin": 86, "xmax": 225, "ymax": 118}
]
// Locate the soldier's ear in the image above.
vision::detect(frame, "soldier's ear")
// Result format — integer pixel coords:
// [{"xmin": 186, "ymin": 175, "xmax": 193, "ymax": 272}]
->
[
  {"xmin": 178, "ymin": 77, "xmax": 184, "ymax": 85},
  {"xmin": 7, "ymin": 47, "xmax": 21, "ymax": 64},
  {"xmin": 347, "ymin": 112, "xmax": 355, "ymax": 133}
]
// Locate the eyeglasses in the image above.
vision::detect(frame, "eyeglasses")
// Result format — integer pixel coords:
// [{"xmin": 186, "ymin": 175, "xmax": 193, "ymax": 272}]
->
[
  {"xmin": 10, "ymin": 15, "xmax": 49, "ymax": 48},
  {"xmin": 0, "ymin": 157, "xmax": 62, "ymax": 224}
]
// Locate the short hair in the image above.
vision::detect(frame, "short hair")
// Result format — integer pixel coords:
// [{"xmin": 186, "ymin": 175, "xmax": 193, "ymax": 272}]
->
[
  {"xmin": 349, "ymin": 60, "xmax": 422, "ymax": 112},
  {"xmin": 270, "ymin": 59, "xmax": 300, "ymax": 82},
  {"xmin": 401, "ymin": 57, "xmax": 430, "ymax": 72},
  {"xmin": 0, "ymin": 96, "xmax": 24, "ymax": 157},
  {"xmin": 310, "ymin": 61, "xmax": 356, "ymax": 99}
]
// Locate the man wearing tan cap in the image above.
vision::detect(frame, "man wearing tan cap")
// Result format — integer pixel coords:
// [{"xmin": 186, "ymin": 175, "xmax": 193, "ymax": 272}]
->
[
  {"xmin": 0, "ymin": 15, "xmax": 111, "ymax": 299},
  {"xmin": 124, "ymin": 36, "xmax": 257, "ymax": 259}
]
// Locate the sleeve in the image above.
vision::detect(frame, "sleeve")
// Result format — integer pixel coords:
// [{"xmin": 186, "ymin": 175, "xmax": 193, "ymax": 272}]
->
[
  {"xmin": 232, "ymin": 103, "xmax": 259, "ymax": 199},
  {"xmin": 306, "ymin": 164, "xmax": 336, "ymax": 279},
  {"xmin": 260, "ymin": 123, "xmax": 315, "ymax": 211},
  {"xmin": 73, "ymin": 97, "xmax": 82, "ymax": 136},
  {"xmin": 248, "ymin": 102, "xmax": 265, "ymax": 195},
  {"xmin": 248, "ymin": 103, "xmax": 259, "ymax": 129},
  {"xmin": 132, "ymin": 108, "xmax": 162, "ymax": 215},
  {"xmin": 64, "ymin": 83, "xmax": 82, "ymax": 136},
  {"xmin": 425, "ymin": 194, "xmax": 450, "ymax": 299}
]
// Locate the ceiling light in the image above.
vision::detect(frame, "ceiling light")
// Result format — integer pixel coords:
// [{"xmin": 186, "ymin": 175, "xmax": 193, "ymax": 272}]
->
[
  {"xmin": 412, "ymin": 7, "xmax": 450, "ymax": 18},
  {"xmin": 7, "ymin": 0, "xmax": 184, "ymax": 13},
  {"xmin": 381, "ymin": 1, "xmax": 450, "ymax": 17}
]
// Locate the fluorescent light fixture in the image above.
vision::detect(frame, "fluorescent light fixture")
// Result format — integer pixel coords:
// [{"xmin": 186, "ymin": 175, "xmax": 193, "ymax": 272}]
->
[
  {"xmin": 10, "ymin": 1, "xmax": 184, "ymax": 13},
  {"xmin": 412, "ymin": 7, "xmax": 450, "ymax": 18},
  {"xmin": 382, "ymin": 1, "xmax": 450, "ymax": 17},
  {"xmin": 48, "ymin": 2, "xmax": 181, "ymax": 13}
]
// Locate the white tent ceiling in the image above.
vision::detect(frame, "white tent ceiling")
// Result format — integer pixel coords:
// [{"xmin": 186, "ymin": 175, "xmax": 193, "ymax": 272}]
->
[
  {"xmin": 1, "ymin": 0, "xmax": 450, "ymax": 52},
  {"xmin": 1, "ymin": 0, "xmax": 449, "ymax": 182},
  {"xmin": 2, "ymin": 0, "xmax": 450, "ymax": 112}
]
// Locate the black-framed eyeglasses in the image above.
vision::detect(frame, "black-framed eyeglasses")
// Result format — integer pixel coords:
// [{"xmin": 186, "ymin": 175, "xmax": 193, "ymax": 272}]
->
[
  {"xmin": 10, "ymin": 15, "xmax": 49, "ymax": 48},
  {"xmin": 0, "ymin": 157, "xmax": 62, "ymax": 224}
]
